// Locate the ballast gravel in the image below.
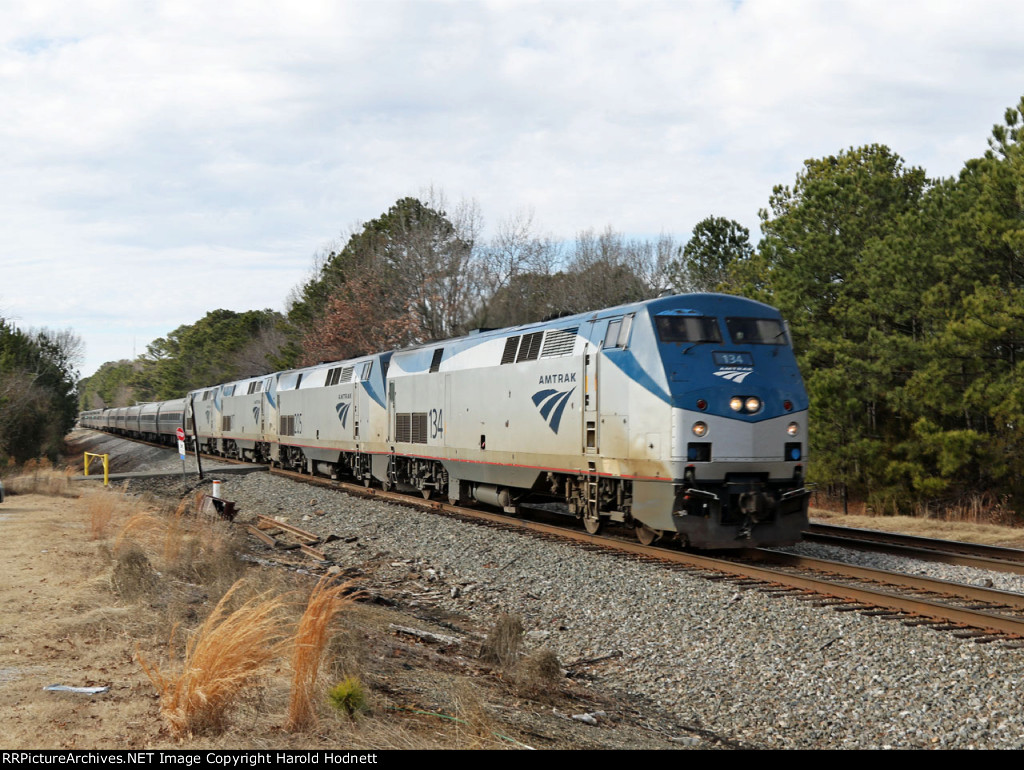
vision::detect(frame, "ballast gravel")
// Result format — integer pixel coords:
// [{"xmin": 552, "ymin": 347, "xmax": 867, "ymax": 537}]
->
[{"xmin": 113, "ymin": 447, "xmax": 1024, "ymax": 750}]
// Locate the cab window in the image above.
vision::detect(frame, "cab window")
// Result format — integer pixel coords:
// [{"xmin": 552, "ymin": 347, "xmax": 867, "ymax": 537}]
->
[
  {"xmin": 604, "ymin": 314, "xmax": 634, "ymax": 349},
  {"xmin": 725, "ymin": 317, "xmax": 788, "ymax": 345},
  {"xmin": 655, "ymin": 316, "xmax": 722, "ymax": 343}
]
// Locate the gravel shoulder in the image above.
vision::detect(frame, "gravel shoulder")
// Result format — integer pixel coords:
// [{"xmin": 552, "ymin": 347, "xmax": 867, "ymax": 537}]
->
[{"xmin": 55, "ymin": 431, "xmax": 1024, "ymax": 749}]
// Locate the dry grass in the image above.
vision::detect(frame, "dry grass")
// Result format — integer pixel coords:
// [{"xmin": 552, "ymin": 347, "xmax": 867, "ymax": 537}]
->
[
  {"xmin": 909, "ymin": 492, "xmax": 1019, "ymax": 525},
  {"xmin": 112, "ymin": 544, "xmax": 160, "ymax": 601},
  {"xmin": 450, "ymin": 678, "xmax": 504, "ymax": 749},
  {"xmin": 114, "ymin": 510, "xmax": 165, "ymax": 553},
  {"xmin": 185, "ymin": 523, "xmax": 249, "ymax": 599},
  {"xmin": 286, "ymin": 576, "xmax": 360, "ymax": 732},
  {"xmin": 161, "ymin": 499, "xmax": 190, "ymax": 564},
  {"xmin": 84, "ymin": 492, "xmax": 120, "ymax": 540},
  {"xmin": 478, "ymin": 613, "xmax": 523, "ymax": 670},
  {"xmin": 5, "ymin": 462, "xmax": 75, "ymax": 497},
  {"xmin": 811, "ymin": 488, "xmax": 1023, "ymax": 527},
  {"xmin": 513, "ymin": 648, "xmax": 563, "ymax": 697},
  {"xmin": 113, "ymin": 500, "xmax": 245, "ymax": 593},
  {"xmin": 139, "ymin": 580, "xmax": 288, "ymax": 738}
]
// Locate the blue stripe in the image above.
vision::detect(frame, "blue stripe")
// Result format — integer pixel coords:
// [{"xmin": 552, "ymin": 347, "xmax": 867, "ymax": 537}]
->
[
  {"xmin": 548, "ymin": 389, "xmax": 574, "ymax": 433},
  {"xmin": 602, "ymin": 351, "xmax": 671, "ymax": 404},
  {"xmin": 363, "ymin": 380, "xmax": 385, "ymax": 409}
]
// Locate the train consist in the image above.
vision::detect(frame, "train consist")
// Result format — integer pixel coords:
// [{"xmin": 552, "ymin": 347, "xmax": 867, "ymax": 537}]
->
[{"xmin": 80, "ymin": 293, "xmax": 810, "ymax": 548}]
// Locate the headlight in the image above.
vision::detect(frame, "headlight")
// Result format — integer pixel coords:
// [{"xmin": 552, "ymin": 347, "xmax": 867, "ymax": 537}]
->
[
  {"xmin": 787, "ymin": 422, "xmax": 799, "ymax": 436},
  {"xmin": 692, "ymin": 421, "xmax": 708, "ymax": 437},
  {"xmin": 730, "ymin": 396, "xmax": 762, "ymax": 414}
]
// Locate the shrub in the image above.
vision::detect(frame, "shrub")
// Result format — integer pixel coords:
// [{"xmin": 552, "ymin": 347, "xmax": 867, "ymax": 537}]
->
[
  {"xmin": 514, "ymin": 649, "xmax": 563, "ymax": 696},
  {"xmin": 327, "ymin": 676, "xmax": 368, "ymax": 718}
]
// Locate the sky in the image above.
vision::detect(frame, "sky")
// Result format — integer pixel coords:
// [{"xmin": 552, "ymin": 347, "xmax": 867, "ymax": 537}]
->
[{"xmin": 2, "ymin": 0, "xmax": 1023, "ymax": 378}]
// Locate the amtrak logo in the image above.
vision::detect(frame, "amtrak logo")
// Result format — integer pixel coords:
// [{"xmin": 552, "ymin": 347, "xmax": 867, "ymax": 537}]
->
[
  {"xmin": 336, "ymin": 402, "xmax": 351, "ymax": 428},
  {"xmin": 252, "ymin": 405, "xmax": 260, "ymax": 423},
  {"xmin": 714, "ymin": 369, "xmax": 754, "ymax": 384},
  {"xmin": 532, "ymin": 387, "xmax": 575, "ymax": 433}
]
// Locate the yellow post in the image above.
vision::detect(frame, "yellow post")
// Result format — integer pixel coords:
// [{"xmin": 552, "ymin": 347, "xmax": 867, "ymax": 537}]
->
[{"xmin": 84, "ymin": 453, "xmax": 110, "ymax": 486}]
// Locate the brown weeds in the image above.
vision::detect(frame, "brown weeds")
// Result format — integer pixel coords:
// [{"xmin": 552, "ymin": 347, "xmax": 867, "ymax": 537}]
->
[
  {"xmin": 111, "ymin": 545, "xmax": 159, "ymax": 601},
  {"xmin": 162, "ymin": 501, "xmax": 189, "ymax": 564},
  {"xmin": 85, "ymin": 493, "xmax": 119, "ymax": 540},
  {"xmin": 115, "ymin": 503, "xmax": 192, "ymax": 569},
  {"xmin": 138, "ymin": 580, "xmax": 287, "ymax": 738},
  {"xmin": 513, "ymin": 648, "xmax": 563, "ymax": 696},
  {"xmin": 478, "ymin": 613, "xmax": 523, "ymax": 670},
  {"xmin": 5, "ymin": 464, "xmax": 75, "ymax": 497},
  {"xmin": 286, "ymin": 576, "xmax": 359, "ymax": 732},
  {"xmin": 115, "ymin": 510, "xmax": 165, "ymax": 554},
  {"xmin": 451, "ymin": 678, "xmax": 501, "ymax": 748}
]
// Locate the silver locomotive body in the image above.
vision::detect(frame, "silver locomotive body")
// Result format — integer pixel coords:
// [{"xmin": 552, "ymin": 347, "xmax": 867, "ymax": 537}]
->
[
  {"xmin": 382, "ymin": 292, "xmax": 809, "ymax": 548},
  {"xmin": 83, "ymin": 293, "xmax": 809, "ymax": 549}
]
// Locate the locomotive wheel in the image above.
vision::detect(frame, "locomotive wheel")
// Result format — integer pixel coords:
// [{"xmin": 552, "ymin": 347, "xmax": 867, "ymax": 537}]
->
[
  {"xmin": 583, "ymin": 511, "xmax": 602, "ymax": 535},
  {"xmin": 635, "ymin": 523, "xmax": 659, "ymax": 546}
]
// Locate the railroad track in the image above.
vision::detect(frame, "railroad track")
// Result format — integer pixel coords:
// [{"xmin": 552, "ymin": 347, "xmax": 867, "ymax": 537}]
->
[
  {"xmin": 804, "ymin": 522, "xmax": 1024, "ymax": 575},
  {"xmin": 83, "ymin": 431, "xmax": 1024, "ymax": 644},
  {"xmin": 734, "ymin": 548, "xmax": 1024, "ymax": 642},
  {"xmin": 259, "ymin": 465, "xmax": 1024, "ymax": 644}
]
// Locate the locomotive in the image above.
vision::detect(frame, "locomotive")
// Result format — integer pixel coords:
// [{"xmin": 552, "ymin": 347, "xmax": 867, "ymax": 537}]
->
[{"xmin": 81, "ymin": 292, "xmax": 810, "ymax": 549}]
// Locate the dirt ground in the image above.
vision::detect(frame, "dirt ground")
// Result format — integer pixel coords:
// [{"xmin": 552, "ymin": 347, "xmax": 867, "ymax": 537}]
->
[
  {"xmin": 0, "ymin": 492, "xmax": 166, "ymax": 749},
  {"xmin": 0, "ymin": 485, "xmax": 702, "ymax": 751},
  {"xmin": 809, "ymin": 507, "xmax": 1024, "ymax": 548}
]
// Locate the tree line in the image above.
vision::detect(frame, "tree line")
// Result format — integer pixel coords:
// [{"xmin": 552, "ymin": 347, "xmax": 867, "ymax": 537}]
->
[
  {"xmin": 80, "ymin": 94, "xmax": 1024, "ymax": 516},
  {"xmin": 0, "ymin": 321, "xmax": 81, "ymax": 464},
  {"xmin": 731, "ymin": 97, "xmax": 1024, "ymax": 515}
]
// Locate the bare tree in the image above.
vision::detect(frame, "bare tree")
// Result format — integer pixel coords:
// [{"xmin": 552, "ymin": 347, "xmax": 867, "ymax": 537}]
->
[
  {"xmin": 473, "ymin": 209, "xmax": 561, "ymax": 328},
  {"xmin": 554, "ymin": 227, "xmax": 653, "ymax": 314}
]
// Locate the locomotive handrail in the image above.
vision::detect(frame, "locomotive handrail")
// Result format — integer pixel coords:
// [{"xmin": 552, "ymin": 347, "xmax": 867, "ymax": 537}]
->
[
  {"xmin": 781, "ymin": 487, "xmax": 810, "ymax": 500},
  {"xmin": 684, "ymin": 487, "xmax": 719, "ymax": 502}
]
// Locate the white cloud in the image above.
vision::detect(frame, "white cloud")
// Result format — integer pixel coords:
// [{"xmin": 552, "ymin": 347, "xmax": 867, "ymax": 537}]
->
[{"xmin": 1, "ymin": 0, "xmax": 1022, "ymax": 375}]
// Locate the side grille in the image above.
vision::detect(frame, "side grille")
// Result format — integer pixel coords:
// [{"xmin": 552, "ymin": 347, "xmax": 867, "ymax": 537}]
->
[{"xmin": 541, "ymin": 327, "xmax": 577, "ymax": 357}]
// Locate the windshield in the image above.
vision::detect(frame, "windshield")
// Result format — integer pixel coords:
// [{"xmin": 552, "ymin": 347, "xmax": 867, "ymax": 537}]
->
[
  {"xmin": 655, "ymin": 315, "xmax": 722, "ymax": 343},
  {"xmin": 725, "ymin": 317, "xmax": 788, "ymax": 345}
]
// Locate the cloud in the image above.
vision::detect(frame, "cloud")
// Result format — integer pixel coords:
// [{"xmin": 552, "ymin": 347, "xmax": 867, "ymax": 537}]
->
[{"xmin": 1, "ymin": 0, "xmax": 1022, "ymax": 375}]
